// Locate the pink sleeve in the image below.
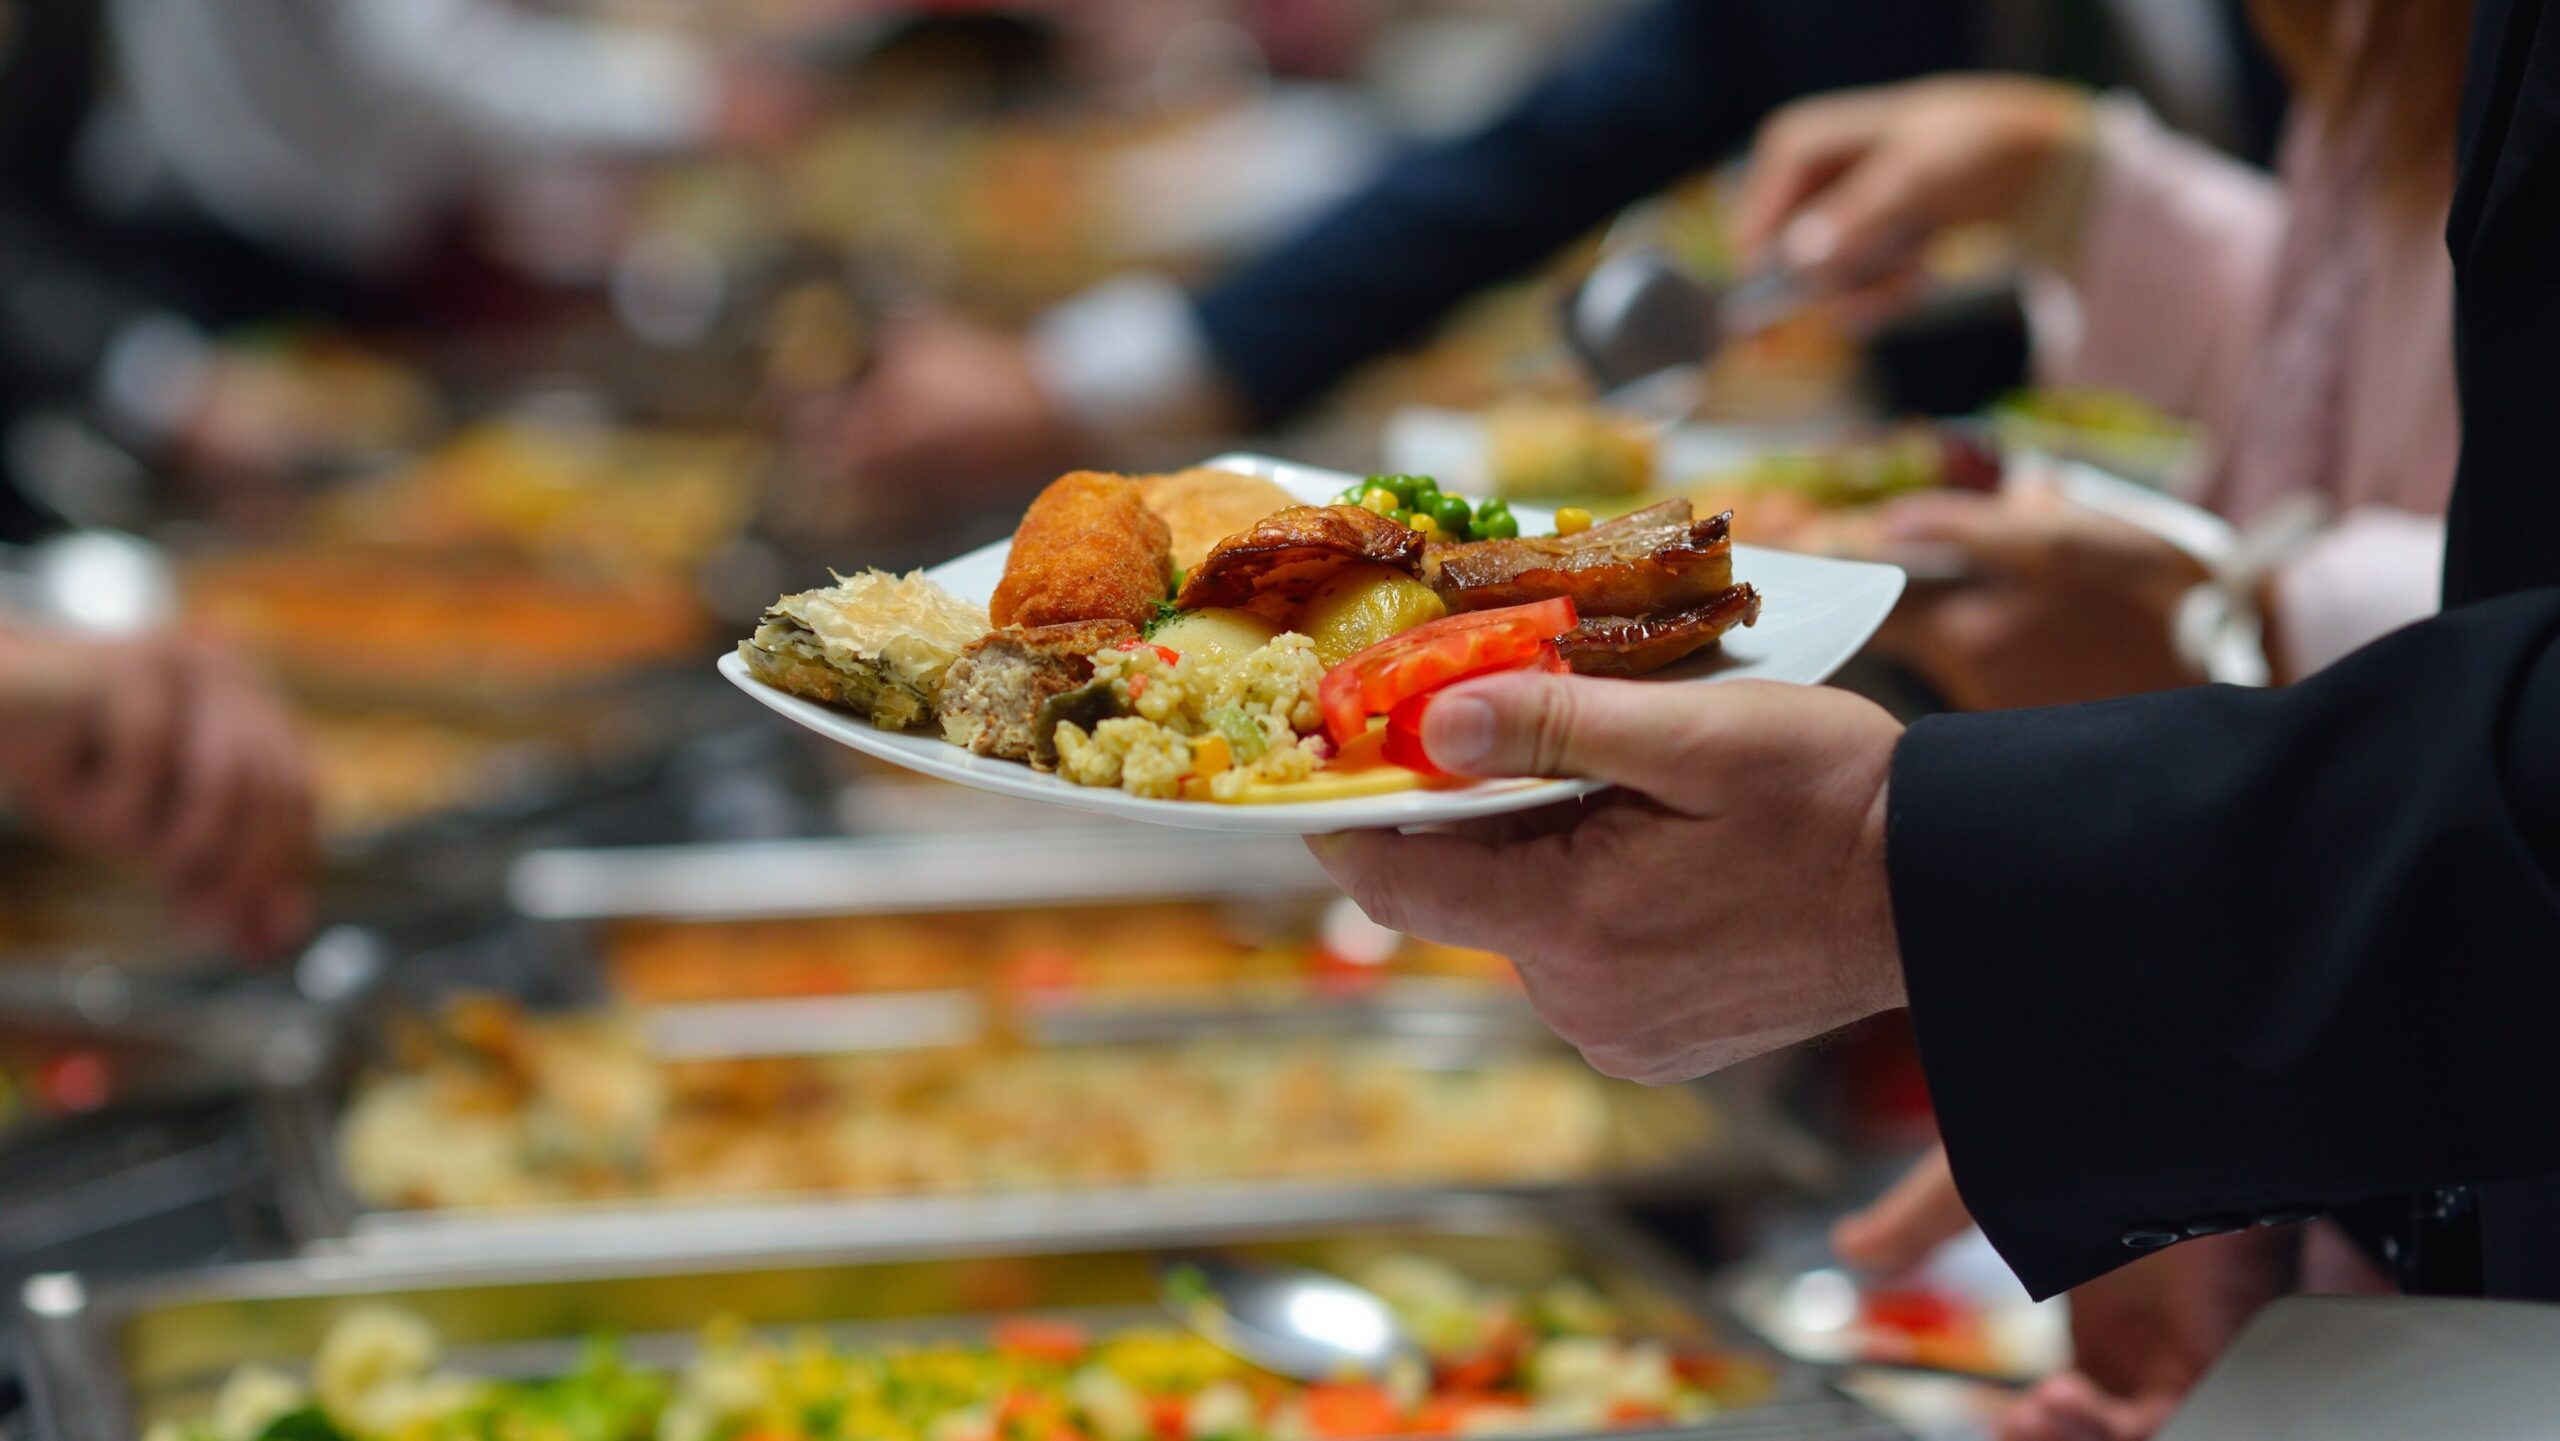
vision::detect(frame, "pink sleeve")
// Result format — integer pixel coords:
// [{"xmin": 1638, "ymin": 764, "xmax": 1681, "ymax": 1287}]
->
[
  {"xmin": 2269, "ymin": 508, "xmax": 2446, "ymax": 678},
  {"xmin": 2023, "ymin": 96, "xmax": 2288, "ymax": 435}
]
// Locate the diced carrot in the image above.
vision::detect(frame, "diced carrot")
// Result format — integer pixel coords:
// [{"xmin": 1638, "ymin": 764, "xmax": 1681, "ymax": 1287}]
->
[
  {"xmin": 1435, "ymin": 1350, "xmax": 1515, "ymax": 1393},
  {"xmin": 1148, "ymin": 1396, "xmax": 1189, "ymax": 1441},
  {"xmin": 1305, "ymin": 1383, "xmax": 1404, "ymax": 1438},
  {"xmin": 1606, "ymin": 1401, "xmax": 1667, "ymax": 1425}
]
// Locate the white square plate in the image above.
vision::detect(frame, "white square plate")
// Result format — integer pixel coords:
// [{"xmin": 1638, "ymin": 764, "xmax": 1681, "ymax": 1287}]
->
[{"xmin": 722, "ymin": 453, "xmax": 1905, "ymax": 834}]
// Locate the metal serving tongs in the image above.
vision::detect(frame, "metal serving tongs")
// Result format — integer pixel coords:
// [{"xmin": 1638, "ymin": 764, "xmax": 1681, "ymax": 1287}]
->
[
  {"xmin": 1562, "ymin": 229, "xmax": 1941, "ymax": 429},
  {"xmin": 1562, "ymin": 248, "xmax": 1822, "ymax": 434}
]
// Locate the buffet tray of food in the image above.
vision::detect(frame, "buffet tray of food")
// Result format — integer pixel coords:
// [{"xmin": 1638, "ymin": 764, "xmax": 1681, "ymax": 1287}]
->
[
  {"xmin": 254, "ymin": 975, "xmax": 1828, "ymax": 1260},
  {"xmin": 17, "ymin": 1196, "xmax": 1902, "ymax": 1441}
]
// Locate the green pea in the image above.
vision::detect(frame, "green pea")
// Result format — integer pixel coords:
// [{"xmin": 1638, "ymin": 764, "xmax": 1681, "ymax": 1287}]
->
[
  {"xmin": 1370, "ymin": 473, "xmax": 1422, "ymax": 506},
  {"xmin": 1406, "ymin": 474, "xmax": 1442, "ymax": 506},
  {"xmin": 1476, "ymin": 509, "xmax": 1520, "ymax": 540},
  {"xmin": 1429, "ymin": 494, "xmax": 1473, "ymax": 537}
]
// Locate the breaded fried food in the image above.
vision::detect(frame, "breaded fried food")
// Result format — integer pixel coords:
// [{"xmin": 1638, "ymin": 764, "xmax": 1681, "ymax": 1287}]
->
[
  {"xmin": 1172, "ymin": 505, "xmax": 1427, "ymax": 619},
  {"xmin": 1137, "ymin": 468, "xmax": 1299, "ymax": 572},
  {"xmin": 739, "ymin": 571, "xmax": 990, "ymax": 729},
  {"xmin": 1557, "ymin": 584, "xmax": 1761, "ymax": 677},
  {"xmin": 939, "ymin": 619, "xmax": 1137, "ymax": 764},
  {"xmin": 991, "ymin": 472, "xmax": 1172, "ymax": 629},
  {"xmin": 1427, "ymin": 501, "xmax": 1733, "ymax": 616}
]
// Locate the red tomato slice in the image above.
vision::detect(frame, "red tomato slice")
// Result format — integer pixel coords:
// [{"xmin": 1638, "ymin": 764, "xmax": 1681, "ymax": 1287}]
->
[
  {"xmin": 1380, "ymin": 641, "xmax": 1566, "ymax": 775},
  {"xmin": 1320, "ymin": 599, "xmax": 1577, "ymax": 745}
]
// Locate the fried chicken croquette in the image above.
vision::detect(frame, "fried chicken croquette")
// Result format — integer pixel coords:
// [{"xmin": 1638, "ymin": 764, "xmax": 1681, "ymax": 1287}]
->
[{"xmin": 990, "ymin": 472, "xmax": 1173, "ymax": 629}]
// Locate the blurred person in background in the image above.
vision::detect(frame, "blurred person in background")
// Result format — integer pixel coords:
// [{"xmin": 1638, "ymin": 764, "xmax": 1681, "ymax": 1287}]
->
[
  {"xmin": 0, "ymin": 626, "xmax": 313, "ymax": 959},
  {"xmin": 1723, "ymin": 13, "xmax": 2466, "ymax": 1434},
  {"xmin": 1730, "ymin": 0, "xmax": 2462, "ymax": 711},
  {"xmin": 786, "ymin": 0, "xmax": 2275, "ymax": 527},
  {"xmin": 0, "ymin": 0, "xmax": 814, "ymax": 512}
]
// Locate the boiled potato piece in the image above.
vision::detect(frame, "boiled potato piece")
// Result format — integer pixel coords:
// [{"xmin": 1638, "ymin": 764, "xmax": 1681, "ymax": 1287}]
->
[
  {"xmin": 1300, "ymin": 565, "xmax": 1447, "ymax": 667},
  {"xmin": 1150, "ymin": 607, "xmax": 1281, "ymax": 664}
]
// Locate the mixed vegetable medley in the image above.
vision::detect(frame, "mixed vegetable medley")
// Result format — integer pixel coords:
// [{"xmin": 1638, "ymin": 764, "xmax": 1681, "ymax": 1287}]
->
[{"xmin": 156, "ymin": 1256, "xmax": 1773, "ymax": 1441}]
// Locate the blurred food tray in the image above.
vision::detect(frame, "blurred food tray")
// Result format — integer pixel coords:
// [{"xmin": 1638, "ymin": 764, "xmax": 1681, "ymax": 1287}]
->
[
  {"xmin": 260, "ymin": 995, "xmax": 1829, "ymax": 1260},
  {"xmin": 17, "ymin": 1197, "xmax": 1901, "ymax": 1441}
]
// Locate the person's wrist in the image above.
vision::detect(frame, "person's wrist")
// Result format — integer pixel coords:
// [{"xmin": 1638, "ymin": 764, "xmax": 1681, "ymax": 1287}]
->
[{"xmin": 2013, "ymin": 86, "xmax": 2100, "ymax": 265}]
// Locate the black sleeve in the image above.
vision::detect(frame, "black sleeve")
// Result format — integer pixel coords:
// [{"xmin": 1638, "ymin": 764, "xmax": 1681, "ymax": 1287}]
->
[
  {"xmin": 1887, "ymin": 0, "xmax": 2560, "ymax": 1302},
  {"xmin": 1891, "ymin": 595, "xmax": 2560, "ymax": 1301},
  {"xmin": 1188, "ymin": 0, "xmax": 1978, "ymax": 425}
]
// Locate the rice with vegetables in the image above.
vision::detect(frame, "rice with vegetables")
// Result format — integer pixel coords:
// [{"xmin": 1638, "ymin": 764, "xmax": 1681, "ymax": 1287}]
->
[{"xmin": 1054, "ymin": 636, "xmax": 1326, "ymax": 800}]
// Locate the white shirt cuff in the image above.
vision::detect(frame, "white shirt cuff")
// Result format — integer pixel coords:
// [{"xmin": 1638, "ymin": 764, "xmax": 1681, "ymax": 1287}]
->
[
  {"xmin": 1028, "ymin": 274, "xmax": 1220, "ymax": 436},
  {"xmin": 2271, "ymin": 509, "xmax": 2447, "ymax": 678}
]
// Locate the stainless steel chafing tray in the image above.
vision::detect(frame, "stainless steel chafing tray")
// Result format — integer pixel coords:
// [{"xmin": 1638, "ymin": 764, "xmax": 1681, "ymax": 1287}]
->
[
  {"xmin": 264, "ymin": 830, "xmax": 1831, "ymax": 1258},
  {"xmin": 17, "ymin": 1198, "xmax": 1902, "ymax": 1441},
  {"xmin": 258, "ymin": 1002, "xmax": 1829, "ymax": 1261},
  {"xmin": 504, "ymin": 830, "xmax": 1335, "ymax": 922}
]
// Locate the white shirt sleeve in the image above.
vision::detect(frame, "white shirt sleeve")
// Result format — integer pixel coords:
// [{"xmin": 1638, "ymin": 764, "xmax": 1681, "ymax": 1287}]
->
[
  {"xmin": 340, "ymin": 0, "xmax": 719, "ymax": 155},
  {"xmin": 2271, "ymin": 508, "xmax": 2447, "ymax": 678},
  {"xmin": 1028, "ymin": 274, "xmax": 1225, "ymax": 436}
]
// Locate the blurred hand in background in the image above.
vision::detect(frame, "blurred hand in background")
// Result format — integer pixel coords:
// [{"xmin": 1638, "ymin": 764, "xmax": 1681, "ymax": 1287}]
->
[
  {"xmin": 0, "ymin": 631, "xmax": 314, "ymax": 959},
  {"xmin": 780, "ymin": 310, "xmax": 1091, "ymax": 534},
  {"xmin": 1833, "ymin": 1144, "xmax": 2293, "ymax": 1441},
  {"xmin": 712, "ymin": 51, "xmax": 828, "ymax": 155},
  {"xmin": 1732, "ymin": 76, "xmax": 2095, "ymax": 328},
  {"xmin": 1865, "ymin": 488, "xmax": 2208, "ymax": 711}
]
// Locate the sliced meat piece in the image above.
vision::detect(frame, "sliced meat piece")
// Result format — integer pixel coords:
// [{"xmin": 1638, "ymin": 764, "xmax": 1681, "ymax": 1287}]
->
[
  {"xmin": 938, "ymin": 619, "xmax": 1138, "ymax": 764},
  {"xmin": 1557, "ymin": 584, "xmax": 1761, "ymax": 677},
  {"xmin": 1172, "ymin": 504, "xmax": 1425, "ymax": 619},
  {"xmin": 1427, "ymin": 501, "xmax": 1733, "ymax": 616}
]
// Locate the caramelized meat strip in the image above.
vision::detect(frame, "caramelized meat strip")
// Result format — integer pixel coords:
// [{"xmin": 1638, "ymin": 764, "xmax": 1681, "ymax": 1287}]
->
[
  {"xmin": 1557, "ymin": 584, "xmax": 1762, "ymax": 677},
  {"xmin": 1428, "ymin": 501, "xmax": 1734, "ymax": 616},
  {"xmin": 1172, "ymin": 504, "xmax": 1426, "ymax": 617},
  {"xmin": 991, "ymin": 472, "xmax": 1173, "ymax": 629},
  {"xmin": 939, "ymin": 619, "xmax": 1137, "ymax": 765}
]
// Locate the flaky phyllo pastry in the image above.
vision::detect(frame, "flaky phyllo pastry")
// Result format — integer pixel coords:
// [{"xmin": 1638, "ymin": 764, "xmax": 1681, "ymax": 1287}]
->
[{"xmin": 738, "ymin": 570, "xmax": 989, "ymax": 730}]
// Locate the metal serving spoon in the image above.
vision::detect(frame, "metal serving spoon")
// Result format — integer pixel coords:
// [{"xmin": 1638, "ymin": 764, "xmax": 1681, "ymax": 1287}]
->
[{"xmin": 1159, "ymin": 1257, "xmax": 1424, "ymax": 1383}]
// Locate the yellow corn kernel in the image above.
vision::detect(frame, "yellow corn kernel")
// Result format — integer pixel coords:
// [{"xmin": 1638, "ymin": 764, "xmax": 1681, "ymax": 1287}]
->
[
  {"xmin": 1555, "ymin": 506, "xmax": 1594, "ymax": 536},
  {"xmin": 1359, "ymin": 488, "xmax": 1400, "ymax": 515},
  {"xmin": 1407, "ymin": 512, "xmax": 1441, "ymax": 539},
  {"xmin": 1193, "ymin": 733, "xmax": 1233, "ymax": 778}
]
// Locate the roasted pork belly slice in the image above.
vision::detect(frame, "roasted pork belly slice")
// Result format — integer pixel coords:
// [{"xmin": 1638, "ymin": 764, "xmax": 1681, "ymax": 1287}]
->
[
  {"xmin": 1172, "ymin": 505, "xmax": 1426, "ymax": 618},
  {"xmin": 1427, "ymin": 501, "xmax": 1734, "ymax": 616},
  {"xmin": 1557, "ymin": 584, "xmax": 1761, "ymax": 677}
]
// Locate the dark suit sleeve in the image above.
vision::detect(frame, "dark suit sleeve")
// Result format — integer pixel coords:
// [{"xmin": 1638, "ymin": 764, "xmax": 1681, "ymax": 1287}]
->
[
  {"xmin": 1891, "ymin": 596, "xmax": 2560, "ymax": 1300},
  {"xmin": 1888, "ymin": 0, "xmax": 2560, "ymax": 1303},
  {"xmin": 1189, "ymin": 0, "xmax": 1978, "ymax": 424}
]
